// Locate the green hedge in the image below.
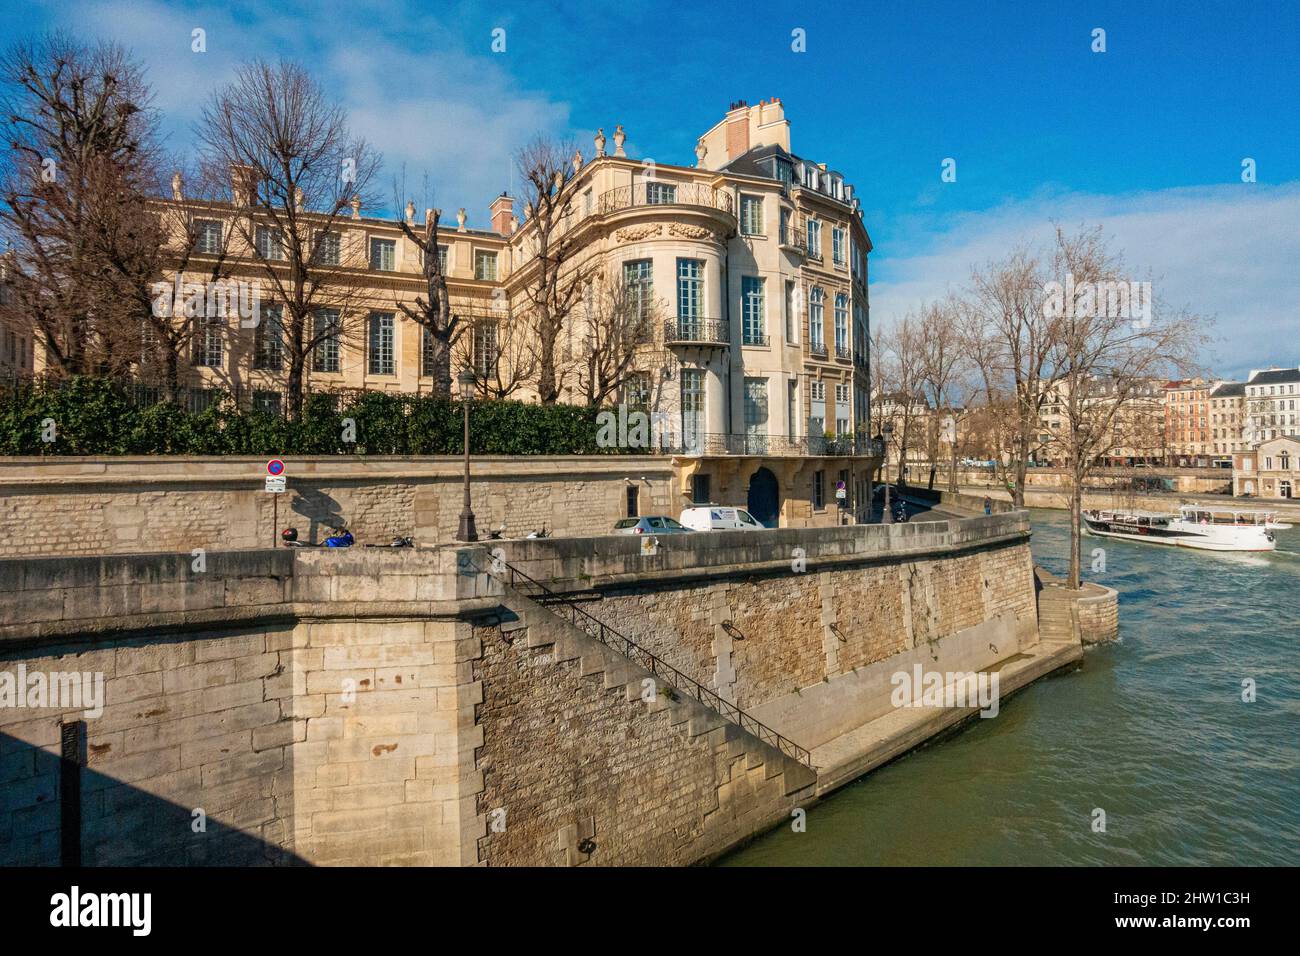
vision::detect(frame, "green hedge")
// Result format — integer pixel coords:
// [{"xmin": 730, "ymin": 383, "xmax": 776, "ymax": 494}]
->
[{"xmin": 0, "ymin": 377, "xmax": 619, "ymax": 456}]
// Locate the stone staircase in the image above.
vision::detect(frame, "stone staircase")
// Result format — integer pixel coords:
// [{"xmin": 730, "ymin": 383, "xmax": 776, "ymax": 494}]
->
[
  {"xmin": 486, "ymin": 564, "xmax": 818, "ymax": 813},
  {"xmin": 1035, "ymin": 567, "xmax": 1081, "ymax": 644}
]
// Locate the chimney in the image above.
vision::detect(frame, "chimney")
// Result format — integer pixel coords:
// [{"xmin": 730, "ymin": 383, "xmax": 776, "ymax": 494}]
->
[
  {"xmin": 230, "ymin": 164, "xmax": 258, "ymax": 206},
  {"xmin": 725, "ymin": 100, "xmax": 750, "ymax": 161},
  {"xmin": 490, "ymin": 193, "xmax": 514, "ymax": 236}
]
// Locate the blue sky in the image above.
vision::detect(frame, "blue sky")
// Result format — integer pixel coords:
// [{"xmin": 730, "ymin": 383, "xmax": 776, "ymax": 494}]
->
[{"xmin": 4, "ymin": 0, "xmax": 1298, "ymax": 379}]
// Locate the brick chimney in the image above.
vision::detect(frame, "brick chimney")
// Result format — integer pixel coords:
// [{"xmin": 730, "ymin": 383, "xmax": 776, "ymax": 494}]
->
[
  {"xmin": 230, "ymin": 164, "xmax": 258, "ymax": 206},
  {"xmin": 490, "ymin": 193, "xmax": 514, "ymax": 236},
  {"xmin": 725, "ymin": 100, "xmax": 750, "ymax": 162}
]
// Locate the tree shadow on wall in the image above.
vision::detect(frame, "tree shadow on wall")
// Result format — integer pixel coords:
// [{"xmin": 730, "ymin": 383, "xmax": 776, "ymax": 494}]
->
[{"xmin": 290, "ymin": 487, "xmax": 345, "ymax": 545}]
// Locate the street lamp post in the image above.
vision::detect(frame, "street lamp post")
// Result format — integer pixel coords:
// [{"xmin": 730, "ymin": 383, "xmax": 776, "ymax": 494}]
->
[
  {"xmin": 881, "ymin": 422, "xmax": 894, "ymax": 524},
  {"xmin": 456, "ymin": 370, "xmax": 478, "ymax": 542}
]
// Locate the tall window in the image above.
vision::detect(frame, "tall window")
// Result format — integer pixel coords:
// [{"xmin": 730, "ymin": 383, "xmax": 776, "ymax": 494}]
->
[
  {"xmin": 253, "ymin": 391, "xmax": 282, "ymax": 416},
  {"xmin": 194, "ymin": 316, "xmax": 223, "ymax": 368},
  {"xmin": 740, "ymin": 195, "xmax": 764, "ymax": 235},
  {"xmin": 421, "ymin": 326, "xmax": 436, "ymax": 377},
  {"xmin": 195, "ymin": 219, "xmax": 222, "ymax": 254},
  {"xmin": 812, "ymin": 470, "xmax": 825, "ymax": 510},
  {"xmin": 255, "ymin": 226, "xmax": 284, "ymax": 261},
  {"xmin": 810, "ymin": 380, "xmax": 826, "ymax": 438},
  {"xmin": 369, "ymin": 238, "xmax": 396, "ymax": 271},
  {"xmin": 646, "ymin": 182, "xmax": 677, "ymax": 204},
  {"xmin": 834, "ymin": 294, "xmax": 849, "ymax": 356},
  {"xmin": 313, "ymin": 231, "xmax": 341, "ymax": 266},
  {"xmin": 806, "ymin": 219, "xmax": 821, "ymax": 259},
  {"xmin": 473, "ymin": 322, "xmax": 499, "ymax": 377},
  {"xmin": 681, "ymin": 368, "xmax": 704, "ymax": 452},
  {"xmin": 744, "ymin": 378, "xmax": 769, "ymax": 450},
  {"xmin": 809, "ymin": 287, "xmax": 825, "ymax": 351},
  {"xmin": 742, "ymin": 276, "xmax": 766, "ymax": 345},
  {"xmin": 474, "ymin": 250, "xmax": 498, "ymax": 281},
  {"xmin": 835, "ymin": 383, "xmax": 851, "ymax": 435},
  {"xmin": 368, "ymin": 312, "xmax": 394, "ymax": 374},
  {"xmin": 625, "ymin": 371, "xmax": 651, "ymax": 410},
  {"xmin": 832, "ymin": 227, "xmax": 845, "ymax": 266},
  {"xmin": 583, "ymin": 189, "xmax": 594, "ymax": 217},
  {"xmin": 437, "ymin": 245, "xmax": 449, "ymax": 273},
  {"xmin": 787, "ymin": 380, "xmax": 798, "ymax": 438},
  {"xmin": 624, "ymin": 259, "xmax": 653, "ymax": 320},
  {"xmin": 779, "ymin": 208, "xmax": 792, "ymax": 245},
  {"xmin": 312, "ymin": 309, "xmax": 340, "ymax": 373},
  {"xmin": 676, "ymin": 258, "xmax": 704, "ymax": 333},
  {"xmin": 785, "ymin": 280, "xmax": 797, "ymax": 344},
  {"xmin": 254, "ymin": 305, "xmax": 284, "ymax": 371}
]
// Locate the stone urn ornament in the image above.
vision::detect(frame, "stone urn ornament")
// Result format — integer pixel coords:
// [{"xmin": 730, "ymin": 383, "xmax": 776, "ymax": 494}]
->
[
  {"xmin": 456, "ymin": 207, "xmax": 467, "ymax": 232},
  {"xmin": 613, "ymin": 124, "xmax": 626, "ymax": 157},
  {"xmin": 571, "ymin": 149, "xmax": 583, "ymax": 173},
  {"xmin": 171, "ymin": 170, "xmax": 183, "ymax": 200},
  {"xmin": 350, "ymin": 195, "xmax": 361, "ymax": 219},
  {"xmin": 695, "ymin": 139, "xmax": 707, "ymax": 168},
  {"xmin": 405, "ymin": 200, "xmax": 416, "ymax": 224},
  {"xmin": 594, "ymin": 128, "xmax": 606, "ymax": 157}
]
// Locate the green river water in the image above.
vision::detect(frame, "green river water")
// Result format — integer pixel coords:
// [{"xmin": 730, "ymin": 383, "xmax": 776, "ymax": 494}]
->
[{"xmin": 720, "ymin": 508, "xmax": 1300, "ymax": 866}]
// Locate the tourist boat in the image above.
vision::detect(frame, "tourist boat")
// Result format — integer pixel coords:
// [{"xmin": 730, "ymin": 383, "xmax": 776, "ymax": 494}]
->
[{"xmin": 1082, "ymin": 503, "xmax": 1277, "ymax": 552}]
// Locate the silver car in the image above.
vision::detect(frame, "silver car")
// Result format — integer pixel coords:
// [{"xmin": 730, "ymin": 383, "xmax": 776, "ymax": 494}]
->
[{"xmin": 612, "ymin": 516, "xmax": 692, "ymax": 535}]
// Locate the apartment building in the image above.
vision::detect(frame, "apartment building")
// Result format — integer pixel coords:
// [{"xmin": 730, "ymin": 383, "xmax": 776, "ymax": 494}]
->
[
  {"xmin": 1233, "ymin": 435, "xmax": 1300, "ymax": 499},
  {"xmin": 1208, "ymin": 380, "xmax": 1246, "ymax": 462},
  {"xmin": 1164, "ymin": 378, "xmax": 1210, "ymax": 465},
  {"xmin": 1243, "ymin": 366, "xmax": 1300, "ymax": 446},
  {"xmin": 14, "ymin": 98, "xmax": 879, "ymax": 527}
]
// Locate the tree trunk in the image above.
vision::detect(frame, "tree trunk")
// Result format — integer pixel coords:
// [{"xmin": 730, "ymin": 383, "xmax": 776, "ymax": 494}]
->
[{"xmin": 1068, "ymin": 474, "xmax": 1083, "ymax": 589}]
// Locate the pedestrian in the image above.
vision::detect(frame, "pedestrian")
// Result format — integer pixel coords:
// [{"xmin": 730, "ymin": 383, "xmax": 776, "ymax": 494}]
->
[{"xmin": 983, "ymin": 495, "xmax": 992, "ymax": 515}]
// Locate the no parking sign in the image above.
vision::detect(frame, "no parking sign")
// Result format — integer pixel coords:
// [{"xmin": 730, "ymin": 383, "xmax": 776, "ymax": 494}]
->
[{"xmin": 265, "ymin": 459, "xmax": 286, "ymax": 493}]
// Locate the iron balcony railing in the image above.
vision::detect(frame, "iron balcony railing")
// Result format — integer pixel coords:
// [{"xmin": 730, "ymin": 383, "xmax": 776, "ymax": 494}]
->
[
  {"xmin": 597, "ymin": 182, "xmax": 735, "ymax": 217},
  {"xmin": 741, "ymin": 333, "xmax": 770, "ymax": 347},
  {"xmin": 808, "ymin": 342, "xmax": 828, "ymax": 358},
  {"xmin": 835, "ymin": 344, "xmax": 853, "ymax": 360},
  {"xmin": 778, "ymin": 224, "xmax": 806, "ymax": 251},
  {"xmin": 647, "ymin": 432, "xmax": 874, "ymax": 457},
  {"xmin": 664, "ymin": 318, "xmax": 730, "ymax": 346},
  {"xmin": 490, "ymin": 557, "xmax": 813, "ymax": 769}
]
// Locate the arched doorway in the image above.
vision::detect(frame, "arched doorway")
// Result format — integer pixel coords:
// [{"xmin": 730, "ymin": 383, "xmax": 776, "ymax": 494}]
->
[{"xmin": 747, "ymin": 467, "xmax": 780, "ymax": 527}]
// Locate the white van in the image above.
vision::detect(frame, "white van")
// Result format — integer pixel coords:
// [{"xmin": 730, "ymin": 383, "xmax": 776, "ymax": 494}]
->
[{"xmin": 679, "ymin": 505, "xmax": 766, "ymax": 532}]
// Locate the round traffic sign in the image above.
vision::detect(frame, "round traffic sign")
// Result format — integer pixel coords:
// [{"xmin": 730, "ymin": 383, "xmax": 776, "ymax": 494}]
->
[{"xmin": 267, "ymin": 459, "xmax": 285, "ymax": 476}]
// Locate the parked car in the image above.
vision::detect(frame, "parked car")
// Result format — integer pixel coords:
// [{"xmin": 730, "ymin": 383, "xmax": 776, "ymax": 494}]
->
[
  {"xmin": 679, "ymin": 506, "xmax": 766, "ymax": 531},
  {"xmin": 612, "ymin": 515, "xmax": 692, "ymax": 535}
]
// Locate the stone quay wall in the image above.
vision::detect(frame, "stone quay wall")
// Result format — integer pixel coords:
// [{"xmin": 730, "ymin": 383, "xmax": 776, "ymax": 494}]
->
[
  {"xmin": 2, "ymin": 511, "xmax": 1051, "ymax": 866},
  {"xmin": 0, "ymin": 455, "xmax": 676, "ymax": 558}
]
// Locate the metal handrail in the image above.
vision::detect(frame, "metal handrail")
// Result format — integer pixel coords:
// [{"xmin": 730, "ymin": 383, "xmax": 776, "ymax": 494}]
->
[{"xmin": 489, "ymin": 557, "xmax": 813, "ymax": 769}]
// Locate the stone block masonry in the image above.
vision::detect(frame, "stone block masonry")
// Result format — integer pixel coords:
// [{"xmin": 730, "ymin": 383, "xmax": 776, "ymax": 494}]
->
[
  {"xmin": 0, "ymin": 455, "xmax": 675, "ymax": 558},
  {"xmin": 0, "ymin": 510, "xmax": 1075, "ymax": 866}
]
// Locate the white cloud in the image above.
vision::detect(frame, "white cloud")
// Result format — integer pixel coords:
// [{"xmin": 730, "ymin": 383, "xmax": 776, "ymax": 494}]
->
[
  {"xmin": 54, "ymin": 0, "xmax": 576, "ymax": 228},
  {"xmin": 870, "ymin": 183, "xmax": 1300, "ymax": 381}
]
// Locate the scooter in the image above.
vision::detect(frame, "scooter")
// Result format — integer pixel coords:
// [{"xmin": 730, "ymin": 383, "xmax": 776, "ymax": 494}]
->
[
  {"xmin": 526, "ymin": 525, "xmax": 551, "ymax": 539},
  {"xmin": 280, "ymin": 523, "xmax": 355, "ymax": 548}
]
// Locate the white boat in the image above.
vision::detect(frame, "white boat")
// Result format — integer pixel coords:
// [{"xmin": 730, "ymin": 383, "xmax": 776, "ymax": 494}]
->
[{"xmin": 1082, "ymin": 503, "xmax": 1277, "ymax": 552}]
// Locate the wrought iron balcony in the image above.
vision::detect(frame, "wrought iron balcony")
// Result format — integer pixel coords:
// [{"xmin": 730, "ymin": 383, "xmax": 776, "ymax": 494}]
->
[
  {"xmin": 654, "ymin": 432, "xmax": 875, "ymax": 457},
  {"xmin": 778, "ymin": 224, "xmax": 806, "ymax": 253},
  {"xmin": 597, "ymin": 182, "xmax": 734, "ymax": 217},
  {"xmin": 808, "ymin": 342, "xmax": 828, "ymax": 358},
  {"xmin": 835, "ymin": 344, "xmax": 852, "ymax": 360},
  {"xmin": 665, "ymin": 318, "xmax": 730, "ymax": 347},
  {"xmin": 741, "ymin": 333, "xmax": 770, "ymax": 347}
]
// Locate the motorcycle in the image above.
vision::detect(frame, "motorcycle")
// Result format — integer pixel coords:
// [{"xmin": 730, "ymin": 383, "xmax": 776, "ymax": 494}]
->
[{"xmin": 280, "ymin": 523, "xmax": 357, "ymax": 548}]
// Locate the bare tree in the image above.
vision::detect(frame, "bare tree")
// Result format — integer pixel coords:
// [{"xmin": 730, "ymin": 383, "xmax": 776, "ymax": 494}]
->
[
  {"xmin": 514, "ymin": 136, "xmax": 585, "ymax": 403},
  {"xmin": 0, "ymin": 33, "xmax": 159, "ymax": 377},
  {"xmin": 916, "ymin": 297, "xmax": 975, "ymax": 491},
  {"xmin": 573, "ymin": 268, "xmax": 658, "ymax": 406},
  {"xmin": 965, "ymin": 246, "xmax": 1062, "ymax": 507},
  {"xmin": 877, "ymin": 312, "xmax": 927, "ymax": 484},
  {"xmin": 196, "ymin": 58, "xmax": 381, "ymax": 419},
  {"xmin": 451, "ymin": 304, "xmax": 536, "ymax": 400},
  {"xmin": 1046, "ymin": 225, "xmax": 1208, "ymax": 587}
]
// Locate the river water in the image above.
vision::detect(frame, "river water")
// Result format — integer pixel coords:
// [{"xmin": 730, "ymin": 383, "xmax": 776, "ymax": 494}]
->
[{"xmin": 720, "ymin": 508, "xmax": 1300, "ymax": 866}]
